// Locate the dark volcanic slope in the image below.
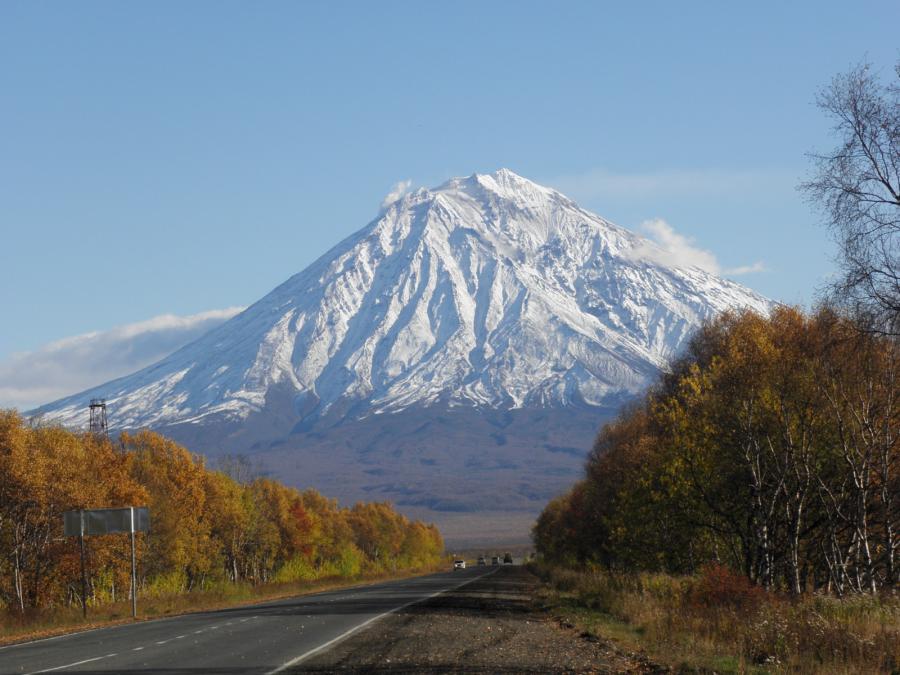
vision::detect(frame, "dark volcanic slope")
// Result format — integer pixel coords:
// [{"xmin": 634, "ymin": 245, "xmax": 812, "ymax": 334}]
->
[{"xmin": 161, "ymin": 402, "xmax": 614, "ymax": 544}]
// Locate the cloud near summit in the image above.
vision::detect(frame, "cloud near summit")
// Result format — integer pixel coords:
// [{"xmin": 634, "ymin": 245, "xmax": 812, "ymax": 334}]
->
[
  {"xmin": 380, "ymin": 179, "xmax": 413, "ymax": 209},
  {"xmin": 0, "ymin": 307, "xmax": 244, "ymax": 411},
  {"xmin": 626, "ymin": 219, "xmax": 766, "ymax": 277}
]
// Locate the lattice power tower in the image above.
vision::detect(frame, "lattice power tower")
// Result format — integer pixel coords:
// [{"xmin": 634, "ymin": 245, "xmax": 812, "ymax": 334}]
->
[{"xmin": 89, "ymin": 398, "xmax": 109, "ymax": 439}]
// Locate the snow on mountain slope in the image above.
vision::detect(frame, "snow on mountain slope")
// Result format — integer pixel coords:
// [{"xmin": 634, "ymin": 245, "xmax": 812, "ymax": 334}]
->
[{"xmin": 34, "ymin": 169, "xmax": 772, "ymax": 428}]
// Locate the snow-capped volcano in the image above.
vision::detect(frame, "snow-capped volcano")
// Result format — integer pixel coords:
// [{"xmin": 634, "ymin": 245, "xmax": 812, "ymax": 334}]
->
[{"xmin": 35, "ymin": 169, "xmax": 770, "ymax": 429}]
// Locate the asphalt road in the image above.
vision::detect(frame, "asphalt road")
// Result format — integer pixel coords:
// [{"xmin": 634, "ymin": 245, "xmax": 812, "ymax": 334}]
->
[{"xmin": 0, "ymin": 567, "xmax": 496, "ymax": 675}]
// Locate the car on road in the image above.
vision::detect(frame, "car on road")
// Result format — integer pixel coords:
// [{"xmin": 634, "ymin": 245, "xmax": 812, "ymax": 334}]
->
[
  {"xmin": 477, "ymin": 556, "xmax": 486, "ymax": 565},
  {"xmin": 503, "ymin": 552, "xmax": 513, "ymax": 564},
  {"xmin": 491, "ymin": 556, "xmax": 500, "ymax": 565},
  {"xmin": 453, "ymin": 559, "xmax": 466, "ymax": 570}
]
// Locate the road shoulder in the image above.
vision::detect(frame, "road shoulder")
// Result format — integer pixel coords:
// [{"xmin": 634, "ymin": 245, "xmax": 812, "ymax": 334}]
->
[{"xmin": 296, "ymin": 565, "xmax": 653, "ymax": 673}]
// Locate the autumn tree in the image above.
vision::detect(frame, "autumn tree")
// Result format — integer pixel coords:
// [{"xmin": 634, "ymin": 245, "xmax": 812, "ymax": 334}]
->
[
  {"xmin": 0, "ymin": 415, "xmax": 444, "ymax": 613},
  {"xmin": 534, "ymin": 307, "xmax": 899, "ymax": 595},
  {"xmin": 0, "ymin": 414, "xmax": 145, "ymax": 610}
]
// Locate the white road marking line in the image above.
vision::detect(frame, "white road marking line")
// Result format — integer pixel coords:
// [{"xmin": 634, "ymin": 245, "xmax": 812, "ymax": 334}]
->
[
  {"xmin": 2, "ymin": 577, "xmax": 395, "ymax": 653},
  {"xmin": 3, "ymin": 578, "xmax": 420, "ymax": 662},
  {"xmin": 175, "ymin": 635, "xmax": 185, "ymax": 639},
  {"xmin": 25, "ymin": 655, "xmax": 106, "ymax": 674},
  {"xmin": 156, "ymin": 640, "xmax": 168, "ymax": 645},
  {"xmin": 265, "ymin": 568, "xmax": 498, "ymax": 675},
  {"xmin": 0, "ymin": 616, "xmax": 167, "ymax": 652},
  {"xmin": 132, "ymin": 647, "xmax": 144, "ymax": 651}
]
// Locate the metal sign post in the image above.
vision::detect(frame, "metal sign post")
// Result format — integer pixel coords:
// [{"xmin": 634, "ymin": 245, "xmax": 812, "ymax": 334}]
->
[
  {"xmin": 78, "ymin": 512, "xmax": 87, "ymax": 619},
  {"xmin": 129, "ymin": 507, "xmax": 137, "ymax": 619},
  {"xmin": 63, "ymin": 507, "xmax": 149, "ymax": 619}
]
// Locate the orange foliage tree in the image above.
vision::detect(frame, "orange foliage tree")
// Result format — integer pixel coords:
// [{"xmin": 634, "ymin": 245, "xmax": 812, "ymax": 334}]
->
[
  {"xmin": 534, "ymin": 307, "xmax": 900, "ymax": 595},
  {"xmin": 0, "ymin": 415, "xmax": 443, "ymax": 611}
]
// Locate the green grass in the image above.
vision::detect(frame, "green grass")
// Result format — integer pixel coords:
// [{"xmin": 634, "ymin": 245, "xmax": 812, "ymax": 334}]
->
[{"xmin": 555, "ymin": 599, "xmax": 762, "ymax": 673}]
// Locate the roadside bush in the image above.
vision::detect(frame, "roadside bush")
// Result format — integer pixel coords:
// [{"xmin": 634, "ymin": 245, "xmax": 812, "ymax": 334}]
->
[
  {"xmin": 143, "ymin": 571, "xmax": 188, "ymax": 599},
  {"xmin": 688, "ymin": 563, "xmax": 768, "ymax": 613},
  {"xmin": 273, "ymin": 557, "xmax": 318, "ymax": 584},
  {"xmin": 330, "ymin": 545, "xmax": 363, "ymax": 578}
]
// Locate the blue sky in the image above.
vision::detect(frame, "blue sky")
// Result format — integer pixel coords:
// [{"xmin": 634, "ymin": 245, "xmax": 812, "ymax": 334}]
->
[{"xmin": 1, "ymin": 1, "xmax": 898, "ymax": 408}]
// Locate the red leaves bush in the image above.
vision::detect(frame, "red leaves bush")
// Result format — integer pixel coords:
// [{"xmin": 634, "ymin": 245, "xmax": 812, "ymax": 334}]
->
[{"xmin": 689, "ymin": 563, "xmax": 767, "ymax": 612}]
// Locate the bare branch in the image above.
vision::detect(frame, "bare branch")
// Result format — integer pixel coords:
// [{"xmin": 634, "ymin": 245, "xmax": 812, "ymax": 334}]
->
[{"xmin": 801, "ymin": 60, "xmax": 900, "ymax": 334}]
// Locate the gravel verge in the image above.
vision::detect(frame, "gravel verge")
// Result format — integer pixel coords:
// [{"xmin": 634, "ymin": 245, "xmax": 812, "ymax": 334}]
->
[{"xmin": 295, "ymin": 565, "xmax": 657, "ymax": 674}]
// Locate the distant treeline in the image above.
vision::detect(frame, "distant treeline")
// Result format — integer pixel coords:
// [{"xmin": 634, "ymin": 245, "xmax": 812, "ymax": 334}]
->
[
  {"xmin": 534, "ymin": 307, "xmax": 898, "ymax": 594},
  {"xmin": 0, "ymin": 414, "xmax": 443, "ymax": 611}
]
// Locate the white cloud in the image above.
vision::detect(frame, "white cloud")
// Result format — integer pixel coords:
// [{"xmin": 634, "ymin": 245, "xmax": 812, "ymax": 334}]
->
[
  {"xmin": 380, "ymin": 179, "xmax": 412, "ymax": 209},
  {"xmin": 630, "ymin": 218, "xmax": 720, "ymax": 273},
  {"xmin": 545, "ymin": 166, "xmax": 777, "ymax": 278},
  {"xmin": 0, "ymin": 307, "xmax": 244, "ymax": 411},
  {"xmin": 625, "ymin": 218, "xmax": 765, "ymax": 277},
  {"xmin": 725, "ymin": 261, "xmax": 768, "ymax": 275}
]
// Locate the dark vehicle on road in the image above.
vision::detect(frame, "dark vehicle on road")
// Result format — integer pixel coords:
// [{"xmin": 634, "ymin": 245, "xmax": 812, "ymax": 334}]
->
[
  {"xmin": 491, "ymin": 556, "xmax": 500, "ymax": 565},
  {"xmin": 503, "ymin": 552, "xmax": 513, "ymax": 564},
  {"xmin": 477, "ymin": 556, "xmax": 486, "ymax": 565}
]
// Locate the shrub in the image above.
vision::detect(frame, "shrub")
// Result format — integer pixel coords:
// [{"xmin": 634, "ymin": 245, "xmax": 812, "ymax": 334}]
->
[
  {"xmin": 144, "ymin": 571, "xmax": 187, "ymax": 598},
  {"xmin": 688, "ymin": 563, "xmax": 768, "ymax": 613},
  {"xmin": 273, "ymin": 557, "xmax": 318, "ymax": 584}
]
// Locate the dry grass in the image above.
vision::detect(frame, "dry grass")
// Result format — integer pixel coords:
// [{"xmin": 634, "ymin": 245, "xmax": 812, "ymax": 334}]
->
[
  {"xmin": 0, "ymin": 562, "xmax": 446, "ymax": 646},
  {"xmin": 532, "ymin": 562, "xmax": 900, "ymax": 674}
]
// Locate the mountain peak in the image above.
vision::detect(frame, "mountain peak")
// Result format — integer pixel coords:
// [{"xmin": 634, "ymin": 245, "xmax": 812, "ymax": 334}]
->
[
  {"xmin": 431, "ymin": 168, "xmax": 557, "ymax": 205},
  {"xmin": 34, "ymin": 170, "xmax": 772, "ymax": 430},
  {"xmin": 475, "ymin": 168, "xmax": 557, "ymax": 201}
]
